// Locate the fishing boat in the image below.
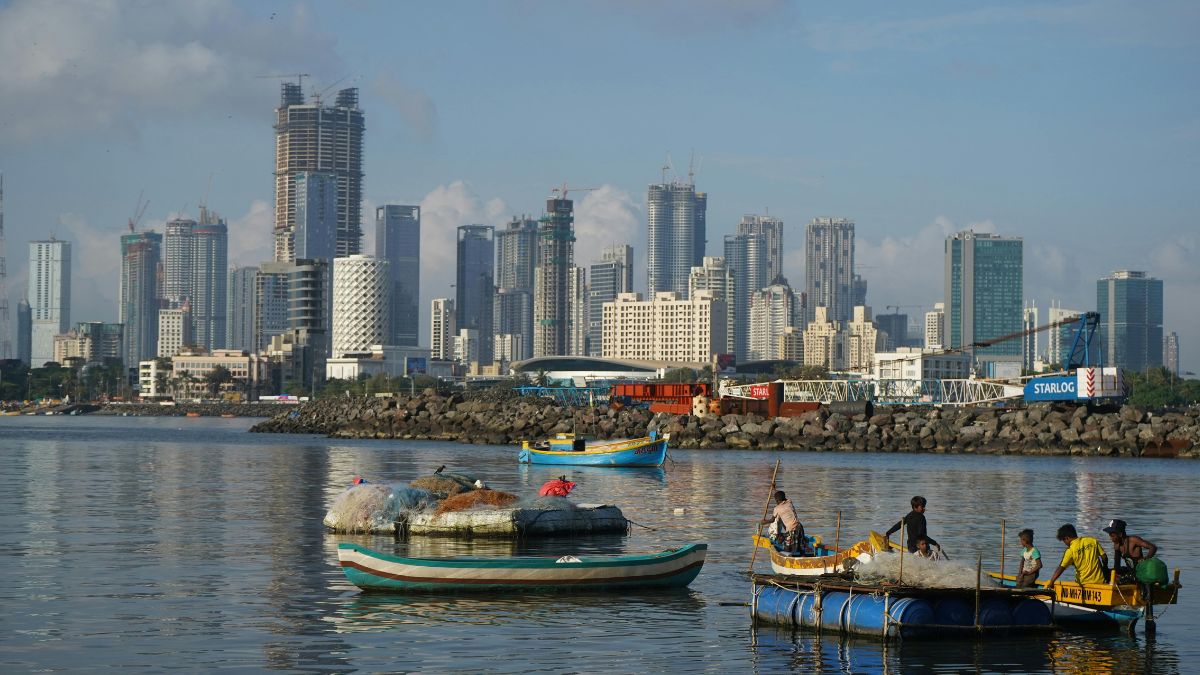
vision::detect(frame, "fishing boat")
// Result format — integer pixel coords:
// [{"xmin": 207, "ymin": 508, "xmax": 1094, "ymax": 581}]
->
[
  {"xmin": 753, "ymin": 530, "xmax": 897, "ymax": 577},
  {"xmin": 337, "ymin": 542, "xmax": 707, "ymax": 592},
  {"xmin": 518, "ymin": 432, "xmax": 669, "ymax": 467},
  {"xmin": 989, "ymin": 570, "xmax": 1181, "ymax": 631}
]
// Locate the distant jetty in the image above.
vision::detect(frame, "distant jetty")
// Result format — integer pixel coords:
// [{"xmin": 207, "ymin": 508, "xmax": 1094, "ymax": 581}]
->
[{"xmin": 250, "ymin": 389, "xmax": 1200, "ymax": 458}]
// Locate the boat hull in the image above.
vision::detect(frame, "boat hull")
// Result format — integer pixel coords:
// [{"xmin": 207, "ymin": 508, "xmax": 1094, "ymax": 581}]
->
[
  {"xmin": 338, "ymin": 543, "xmax": 706, "ymax": 592},
  {"xmin": 518, "ymin": 435, "xmax": 669, "ymax": 467},
  {"xmin": 988, "ymin": 572, "xmax": 1180, "ymax": 630},
  {"xmin": 753, "ymin": 531, "xmax": 894, "ymax": 577}
]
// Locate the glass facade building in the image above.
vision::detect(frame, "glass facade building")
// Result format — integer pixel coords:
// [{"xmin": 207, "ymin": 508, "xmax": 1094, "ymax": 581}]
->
[
  {"xmin": 376, "ymin": 205, "xmax": 420, "ymax": 346},
  {"xmin": 944, "ymin": 231, "xmax": 1024, "ymax": 372},
  {"xmin": 1096, "ymin": 270, "xmax": 1163, "ymax": 373},
  {"xmin": 456, "ymin": 225, "xmax": 495, "ymax": 363}
]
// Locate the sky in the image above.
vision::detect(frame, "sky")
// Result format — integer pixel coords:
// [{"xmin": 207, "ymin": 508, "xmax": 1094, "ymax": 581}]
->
[{"xmin": 1, "ymin": 0, "xmax": 1197, "ymax": 372}]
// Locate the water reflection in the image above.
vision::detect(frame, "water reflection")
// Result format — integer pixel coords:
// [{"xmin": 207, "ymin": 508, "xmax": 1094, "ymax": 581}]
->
[{"xmin": 1, "ymin": 417, "xmax": 1196, "ymax": 673}]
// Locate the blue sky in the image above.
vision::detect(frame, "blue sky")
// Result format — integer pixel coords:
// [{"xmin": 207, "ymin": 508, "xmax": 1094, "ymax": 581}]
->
[{"xmin": 1, "ymin": 0, "xmax": 1197, "ymax": 371}]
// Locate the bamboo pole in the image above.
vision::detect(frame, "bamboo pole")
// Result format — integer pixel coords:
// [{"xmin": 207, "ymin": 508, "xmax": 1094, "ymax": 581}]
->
[
  {"xmin": 835, "ymin": 511, "xmax": 842, "ymax": 554},
  {"xmin": 898, "ymin": 518, "xmax": 905, "ymax": 584},
  {"xmin": 749, "ymin": 459, "xmax": 782, "ymax": 572},
  {"xmin": 1000, "ymin": 519, "xmax": 1006, "ymax": 580},
  {"xmin": 975, "ymin": 553, "xmax": 983, "ymax": 628}
]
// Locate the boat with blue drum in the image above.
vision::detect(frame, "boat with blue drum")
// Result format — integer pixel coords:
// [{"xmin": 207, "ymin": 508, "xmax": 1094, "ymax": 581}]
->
[
  {"xmin": 337, "ymin": 542, "xmax": 706, "ymax": 592},
  {"xmin": 518, "ymin": 431, "xmax": 669, "ymax": 467},
  {"xmin": 988, "ymin": 569, "xmax": 1181, "ymax": 632}
]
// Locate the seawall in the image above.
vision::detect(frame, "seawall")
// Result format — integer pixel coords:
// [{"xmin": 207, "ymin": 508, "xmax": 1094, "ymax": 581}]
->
[{"xmin": 249, "ymin": 389, "xmax": 1200, "ymax": 458}]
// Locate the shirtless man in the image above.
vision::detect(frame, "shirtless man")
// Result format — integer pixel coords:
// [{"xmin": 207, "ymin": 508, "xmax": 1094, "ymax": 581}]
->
[{"xmin": 1103, "ymin": 519, "xmax": 1157, "ymax": 576}]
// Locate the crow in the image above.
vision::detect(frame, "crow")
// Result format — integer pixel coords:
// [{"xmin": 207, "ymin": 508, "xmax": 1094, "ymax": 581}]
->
[{"xmin": 435, "ymin": 465, "xmax": 446, "ymax": 475}]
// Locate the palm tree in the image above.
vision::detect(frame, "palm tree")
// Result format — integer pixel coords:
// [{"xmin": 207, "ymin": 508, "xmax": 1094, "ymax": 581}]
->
[
  {"xmin": 534, "ymin": 369, "xmax": 551, "ymax": 387},
  {"xmin": 204, "ymin": 365, "xmax": 233, "ymax": 398}
]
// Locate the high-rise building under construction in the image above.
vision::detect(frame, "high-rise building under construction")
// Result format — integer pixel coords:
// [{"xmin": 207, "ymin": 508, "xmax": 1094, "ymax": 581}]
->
[{"xmin": 273, "ymin": 83, "xmax": 364, "ymax": 261}]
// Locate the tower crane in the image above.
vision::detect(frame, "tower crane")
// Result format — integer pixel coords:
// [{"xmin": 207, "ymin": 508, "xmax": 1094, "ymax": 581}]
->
[
  {"xmin": 550, "ymin": 183, "xmax": 599, "ymax": 201},
  {"xmin": 128, "ymin": 191, "xmax": 150, "ymax": 233},
  {"xmin": 256, "ymin": 73, "xmax": 310, "ymax": 90}
]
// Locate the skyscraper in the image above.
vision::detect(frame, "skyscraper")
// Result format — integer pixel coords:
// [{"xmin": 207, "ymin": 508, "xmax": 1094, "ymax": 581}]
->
[
  {"xmin": 456, "ymin": 225, "xmax": 494, "ymax": 364},
  {"xmin": 494, "ymin": 216, "xmax": 538, "ymax": 360},
  {"xmin": 254, "ymin": 262, "xmax": 291, "ymax": 352},
  {"xmin": 163, "ymin": 211, "xmax": 228, "ymax": 351},
  {"xmin": 568, "ymin": 266, "xmax": 587, "ymax": 356},
  {"xmin": 533, "ymin": 197, "xmax": 574, "ymax": 357},
  {"xmin": 737, "ymin": 214, "xmax": 783, "ymax": 283},
  {"xmin": 273, "ymin": 84, "xmax": 365, "ymax": 261},
  {"xmin": 724, "ymin": 232, "xmax": 767, "ymax": 361},
  {"xmin": 376, "ymin": 205, "xmax": 420, "ymax": 346},
  {"xmin": 28, "ymin": 238, "xmax": 71, "ymax": 367},
  {"xmin": 0, "ymin": 174, "xmax": 9, "ymax": 359},
  {"xmin": 294, "ymin": 171, "xmax": 338, "ymax": 261},
  {"xmin": 748, "ymin": 281, "xmax": 801, "ymax": 362},
  {"xmin": 587, "ymin": 245, "xmax": 633, "ymax": 357},
  {"xmin": 1096, "ymin": 270, "xmax": 1163, "ymax": 373},
  {"xmin": 874, "ymin": 313, "xmax": 909, "ymax": 351},
  {"xmin": 1164, "ymin": 331, "xmax": 1179, "ymax": 377},
  {"xmin": 431, "ymin": 298, "xmax": 456, "ymax": 361},
  {"xmin": 647, "ymin": 178, "xmax": 706, "ymax": 296},
  {"xmin": 227, "ymin": 267, "xmax": 258, "ymax": 351},
  {"xmin": 805, "ymin": 217, "xmax": 855, "ymax": 324},
  {"xmin": 120, "ymin": 230, "xmax": 162, "ymax": 368},
  {"xmin": 924, "ymin": 303, "xmax": 945, "ymax": 350},
  {"xmin": 944, "ymin": 230, "xmax": 1024, "ymax": 376},
  {"xmin": 1023, "ymin": 301, "xmax": 1039, "ymax": 372},
  {"xmin": 332, "ymin": 255, "xmax": 389, "ymax": 356},
  {"xmin": 688, "ymin": 255, "xmax": 736, "ymax": 356}
]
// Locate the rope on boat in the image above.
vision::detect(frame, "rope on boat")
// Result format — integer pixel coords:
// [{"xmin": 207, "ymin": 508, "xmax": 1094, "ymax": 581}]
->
[{"xmin": 625, "ymin": 517, "xmax": 656, "ymax": 531}]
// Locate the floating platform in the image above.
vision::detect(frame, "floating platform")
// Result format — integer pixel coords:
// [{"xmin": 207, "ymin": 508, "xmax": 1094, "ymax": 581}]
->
[
  {"xmin": 401, "ymin": 504, "xmax": 628, "ymax": 539},
  {"xmin": 751, "ymin": 574, "xmax": 1056, "ymax": 640}
]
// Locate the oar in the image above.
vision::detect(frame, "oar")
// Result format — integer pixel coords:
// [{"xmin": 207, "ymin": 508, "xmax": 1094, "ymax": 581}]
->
[{"xmin": 749, "ymin": 459, "xmax": 782, "ymax": 573}]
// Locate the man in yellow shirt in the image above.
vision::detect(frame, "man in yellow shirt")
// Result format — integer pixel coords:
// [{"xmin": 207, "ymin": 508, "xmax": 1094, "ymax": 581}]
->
[{"xmin": 1044, "ymin": 523, "xmax": 1109, "ymax": 587}]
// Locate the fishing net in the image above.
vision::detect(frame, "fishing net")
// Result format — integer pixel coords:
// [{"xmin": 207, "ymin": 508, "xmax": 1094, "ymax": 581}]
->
[
  {"xmin": 433, "ymin": 489, "xmax": 520, "ymax": 516},
  {"xmin": 854, "ymin": 553, "xmax": 1001, "ymax": 589},
  {"xmin": 323, "ymin": 484, "xmax": 440, "ymax": 533},
  {"xmin": 410, "ymin": 474, "xmax": 476, "ymax": 497},
  {"xmin": 518, "ymin": 495, "xmax": 579, "ymax": 511}
]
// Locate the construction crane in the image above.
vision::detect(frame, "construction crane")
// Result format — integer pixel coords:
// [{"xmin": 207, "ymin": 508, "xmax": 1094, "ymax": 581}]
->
[
  {"xmin": 550, "ymin": 182, "xmax": 598, "ymax": 201},
  {"xmin": 128, "ymin": 191, "xmax": 149, "ymax": 233},
  {"xmin": 256, "ymin": 73, "xmax": 311, "ymax": 90}
]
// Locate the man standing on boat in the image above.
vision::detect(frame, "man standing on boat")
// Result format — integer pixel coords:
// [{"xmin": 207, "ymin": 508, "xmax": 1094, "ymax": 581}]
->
[
  {"xmin": 1044, "ymin": 523, "xmax": 1109, "ymax": 588},
  {"xmin": 1104, "ymin": 519, "xmax": 1161, "ymax": 582},
  {"xmin": 762, "ymin": 491, "xmax": 804, "ymax": 553}
]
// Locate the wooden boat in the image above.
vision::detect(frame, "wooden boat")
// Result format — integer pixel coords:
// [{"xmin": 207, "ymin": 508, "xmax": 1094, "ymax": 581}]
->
[
  {"xmin": 753, "ymin": 530, "xmax": 897, "ymax": 577},
  {"xmin": 518, "ymin": 432, "xmax": 669, "ymax": 467},
  {"xmin": 989, "ymin": 570, "xmax": 1181, "ymax": 631},
  {"xmin": 337, "ymin": 542, "xmax": 707, "ymax": 592},
  {"xmin": 185, "ymin": 411, "xmax": 201, "ymax": 417}
]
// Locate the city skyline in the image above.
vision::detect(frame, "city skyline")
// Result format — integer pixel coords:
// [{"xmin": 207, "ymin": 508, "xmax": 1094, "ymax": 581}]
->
[{"xmin": 0, "ymin": 2, "xmax": 1196, "ymax": 373}]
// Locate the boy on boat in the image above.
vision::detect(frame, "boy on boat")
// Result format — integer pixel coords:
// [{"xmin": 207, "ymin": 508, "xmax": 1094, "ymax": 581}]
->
[
  {"xmin": 1016, "ymin": 529, "xmax": 1042, "ymax": 588},
  {"xmin": 762, "ymin": 491, "xmax": 805, "ymax": 554},
  {"xmin": 1044, "ymin": 523, "xmax": 1109, "ymax": 588},
  {"xmin": 913, "ymin": 535, "xmax": 945, "ymax": 560},
  {"xmin": 884, "ymin": 496, "xmax": 941, "ymax": 555}
]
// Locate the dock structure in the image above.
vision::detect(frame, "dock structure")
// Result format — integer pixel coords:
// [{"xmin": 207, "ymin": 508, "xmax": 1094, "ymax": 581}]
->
[{"xmin": 751, "ymin": 573, "xmax": 1057, "ymax": 640}]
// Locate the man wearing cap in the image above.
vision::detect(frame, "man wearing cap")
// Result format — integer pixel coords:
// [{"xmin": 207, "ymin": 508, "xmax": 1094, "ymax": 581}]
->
[
  {"xmin": 1044, "ymin": 523, "xmax": 1109, "ymax": 588},
  {"xmin": 1104, "ymin": 519, "xmax": 1157, "ymax": 579}
]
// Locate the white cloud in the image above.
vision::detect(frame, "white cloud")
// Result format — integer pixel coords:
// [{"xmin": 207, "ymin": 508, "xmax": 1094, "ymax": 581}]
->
[
  {"xmin": 55, "ymin": 213, "xmax": 122, "ymax": 323},
  {"xmin": 226, "ymin": 200, "xmax": 275, "ymax": 268},
  {"xmin": 0, "ymin": 0, "xmax": 342, "ymax": 143},
  {"xmin": 573, "ymin": 185, "xmax": 642, "ymax": 267}
]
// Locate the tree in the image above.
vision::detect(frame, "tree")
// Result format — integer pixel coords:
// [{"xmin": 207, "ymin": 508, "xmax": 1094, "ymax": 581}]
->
[
  {"xmin": 533, "ymin": 369, "xmax": 551, "ymax": 387},
  {"xmin": 204, "ymin": 365, "xmax": 233, "ymax": 397},
  {"xmin": 662, "ymin": 368, "xmax": 698, "ymax": 383}
]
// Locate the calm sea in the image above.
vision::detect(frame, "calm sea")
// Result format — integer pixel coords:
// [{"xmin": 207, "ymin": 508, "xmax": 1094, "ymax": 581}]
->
[{"xmin": 1, "ymin": 416, "xmax": 1196, "ymax": 673}]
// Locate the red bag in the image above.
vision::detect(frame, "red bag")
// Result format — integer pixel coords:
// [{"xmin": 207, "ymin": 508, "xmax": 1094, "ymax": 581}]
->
[{"xmin": 538, "ymin": 478, "xmax": 576, "ymax": 497}]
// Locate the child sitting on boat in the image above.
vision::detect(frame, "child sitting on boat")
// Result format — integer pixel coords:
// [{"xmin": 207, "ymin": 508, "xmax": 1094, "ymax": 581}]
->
[{"xmin": 912, "ymin": 535, "xmax": 945, "ymax": 560}]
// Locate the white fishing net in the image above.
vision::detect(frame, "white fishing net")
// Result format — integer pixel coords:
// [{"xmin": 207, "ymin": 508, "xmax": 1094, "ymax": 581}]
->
[
  {"xmin": 323, "ymin": 483, "xmax": 439, "ymax": 533},
  {"xmin": 854, "ymin": 552, "xmax": 1001, "ymax": 589}
]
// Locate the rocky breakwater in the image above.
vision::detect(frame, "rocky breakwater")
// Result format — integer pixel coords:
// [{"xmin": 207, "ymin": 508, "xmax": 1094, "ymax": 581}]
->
[
  {"xmin": 98, "ymin": 402, "xmax": 279, "ymax": 417},
  {"xmin": 250, "ymin": 389, "xmax": 658, "ymax": 444},
  {"xmin": 251, "ymin": 390, "xmax": 1200, "ymax": 458}
]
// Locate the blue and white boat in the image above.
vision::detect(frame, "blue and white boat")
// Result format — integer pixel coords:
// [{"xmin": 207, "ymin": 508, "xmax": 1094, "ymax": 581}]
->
[{"xmin": 518, "ymin": 432, "xmax": 669, "ymax": 467}]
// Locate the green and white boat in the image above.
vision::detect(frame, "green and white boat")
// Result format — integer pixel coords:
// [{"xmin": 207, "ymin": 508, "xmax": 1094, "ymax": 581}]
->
[{"xmin": 337, "ymin": 543, "xmax": 707, "ymax": 592}]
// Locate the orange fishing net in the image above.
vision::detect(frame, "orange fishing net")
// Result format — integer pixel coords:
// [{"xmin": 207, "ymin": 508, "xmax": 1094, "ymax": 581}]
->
[{"xmin": 433, "ymin": 489, "xmax": 520, "ymax": 516}]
